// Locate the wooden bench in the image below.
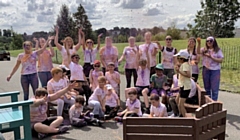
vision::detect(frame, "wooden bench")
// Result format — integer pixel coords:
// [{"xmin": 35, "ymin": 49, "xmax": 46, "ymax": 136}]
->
[
  {"xmin": 185, "ymin": 84, "xmax": 214, "ymax": 113},
  {"xmin": 123, "ymin": 102, "xmax": 227, "ymax": 140},
  {"xmin": 0, "ymin": 91, "xmax": 33, "ymax": 140}
]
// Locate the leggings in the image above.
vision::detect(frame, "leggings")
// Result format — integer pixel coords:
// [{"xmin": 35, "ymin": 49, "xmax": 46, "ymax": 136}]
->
[{"xmin": 125, "ymin": 69, "xmax": 137, "ymax": 88}]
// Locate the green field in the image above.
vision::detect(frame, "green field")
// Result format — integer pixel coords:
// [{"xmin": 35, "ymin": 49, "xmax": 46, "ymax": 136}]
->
[{"xmin": 9, "ymin": 38, "xmax": 240, "ymax": 93}]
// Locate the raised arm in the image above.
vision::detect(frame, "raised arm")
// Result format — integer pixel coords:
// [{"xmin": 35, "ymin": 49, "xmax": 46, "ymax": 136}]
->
[
  {"xmin": 152, "ymin": 43, "xmax": 159, "ymax": 56},
  {"xmin": 74, "ymin": 28, "xmax": 82, "ymax": 51},
  {"xmin": 7, "ymin": 60, "xmax": 21, "ymax": 81},
  {"xmin": 155, "ymin": 41, "xmax": 162, "ymax": 51},
  {"xmin": 80, "ymin": 30, "xmax": 86, "ymax": 51},
  {"xmin": 48, "ymin": 37, "xmax": 55, "ymax": 57},
  {"xmin": 54, "ymin": 26, "xmax": 63, "ymax": 51},
  {"xmin": 49, "ymin": 82, "xmax": 75, "ymax": 101},
  {"xmin": 36, "ymin": 37, "xmax": 51, "ymax": 55},
  {"xmin": 197, "ymin": 37, "xmax": 201, "ymax": 54},
  {"xmin": 33, "ymin": 37, "xmax": 39, "ymax": 50},
  {"xmin": 97, "ymin": 33, "xmax": 103, "ymax": 50},
  {"xmin": 99, "ymin": 48, "xmax": 107, "ymax": 68}
]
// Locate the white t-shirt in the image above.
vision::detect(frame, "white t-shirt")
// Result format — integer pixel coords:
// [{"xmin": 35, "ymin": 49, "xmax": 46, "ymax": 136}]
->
[
  {"xmin": 150, "ymin": 103, "xmax": 168, "ymax": 117},
  {"xmin": 188, "ymin": 79, "xmax": 197, "ymax": 98},
  {"xmin": 60, "ymin": 46, "xmax": 76, "ymax": 66},
  {"xmin": 139, "ymin": 43, "xmax": 158, "ymax": 67},
  {"xmin": 105, "ymin": 71, "xmax": 120, "ymax": 89},
  {"xmin": 136, "ymin": 67, "xmax": 150, "ymax": 86},
  {"xmin": 126, "ymin": 98, "xmax": 142, "ymax": 116},
  {"xmin": 89, "ymin": 87, "xmax": 106, "ymax": 102},
  {"xmin": 69, "ymin": 62, "xmax": 84, "ymax": 81},
  {"xmin": 47, "ymin": 78, "xmax": 67, "ymax": 94},
  {"xmin": 84, "ymin": 48, "xmax": 98, "ymax": 64}
]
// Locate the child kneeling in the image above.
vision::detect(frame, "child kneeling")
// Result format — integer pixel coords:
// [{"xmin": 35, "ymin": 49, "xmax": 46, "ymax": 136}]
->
[
  {"xmin": 69, "ymin": 95, "xmax": 103, "ymax": 127},
  {"xmin": 115, "ymin": 89, "xmax": 142, "ymax": 122}
]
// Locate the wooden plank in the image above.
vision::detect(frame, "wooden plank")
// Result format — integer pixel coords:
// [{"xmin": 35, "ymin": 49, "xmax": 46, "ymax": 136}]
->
[
  {"xmin": 202, "ymin": 104, "xmax": 209, "ymax": 132},
  {"xmin": 125, "ymin": 118, "xmax": 195, "ymax": 126},
  {"xmin": 199, "ymin": 125, "xmax": 225, "ymax": 140},
  {"xmin": 126, "ymin": 126, "xmax": 194, "ymax": 134},
  {"xmin": 197, "ymin": 111, "xmax": 227, "ymax": 127},
  {"xmin": 123, "ymin": 118, "xmax": 127, "ymax": 140},
  {"xmin": 126, "ymin": 134, "xmax": 194, "ymax": 140},
  {"xmin": 213, "ymin": 103, "xmax": 219, "ymax": 127},
  {"xmin": 207, "ymin": 103, "xmax": 214, "ymax": 129}
]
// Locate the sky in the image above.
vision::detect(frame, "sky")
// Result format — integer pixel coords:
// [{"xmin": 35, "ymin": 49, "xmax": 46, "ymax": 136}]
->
[{"xmin": 0, "ymin": 0, "xmax": 239, "ymax": 34}]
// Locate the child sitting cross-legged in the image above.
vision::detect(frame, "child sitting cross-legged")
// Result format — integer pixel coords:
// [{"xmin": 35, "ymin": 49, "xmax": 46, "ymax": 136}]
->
[
  {"xmin": 115, "ymin": 88, "xmax": 142, "ymax": 122},
  {"xmin": 147, "ymin": 94, "xmax": 168, "ymax": 117},
  {"xmin": 104, "ymin": 84, "xmax": 120, "ymax": 120},
  {"xmin": 30, "ymin": 83, "xmax": 75, "ymax": 139},
  {"xmin": 69, "ymin": 95, "xmax": 103, "ymax": 127}
]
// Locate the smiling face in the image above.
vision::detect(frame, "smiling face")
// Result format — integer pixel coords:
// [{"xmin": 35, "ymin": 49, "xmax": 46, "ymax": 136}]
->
[
  {"xmin": 165, "ymin": 36, "xmax": 172, "ymax": 46},
  {"xmin": 64, "ymin": 37, "xmax": 74, "ymax": 49},
  {"xmin": 23, "ymin": 41, "xmax": 33, "ymax": 53},
  {"xmin": 39, "ymin": 38, "xmax": 46, "ymax": 47},
  {"xmin": 144, "ymin": 32, "xmax": 152, "ymax": 43},
  {"xmin": 188, "ymin": 38, "xmax": 196, "ymax": 49},
  {"xmin": 86, "ymin": 39, "xmax": 93, "ymax": 48}
]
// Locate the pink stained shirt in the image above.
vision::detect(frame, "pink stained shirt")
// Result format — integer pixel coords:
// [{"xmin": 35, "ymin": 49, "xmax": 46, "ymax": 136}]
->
[
  {"xmin": 90, "ymin": 70, "xmax": 103, "ymax": 91},
  {"xmin": 101, "ymin": 46, "xmax": 118, "ymax": 68},
  {"xmin": 136, "ymin": 67, "xmax": 150, "ymax": 87},
  {"xmin": 183, "ymin": 49, "xmax": 199, "ymax": 74},
  {"xmin": 38, "ymin": 49, "xmax": 53, "ymax": 72},
  {"xmin": 105, "ymin": 71, "xmax": 120, "ymax": 90},
  {"xmin": 126, "ymin": 98, "xmax": 142, "ymax": 116},
  {"xmin": 83, "ymin": 48, "xmax": 98, "ymax": 64},
  {"xmin": 200, "ymin": 48, "xmax": 224, "ymax": 70},
  {"xmin": 105, "ymin": 92, "xmax": 119, "ymax": 107},
  {"xmin": 139, "ymin": 43, "xmax": 158, "ymax": 67},
  {"xmin": 17, "ymin": 51, "xmax": 38, "ymax": 75},
  {"xmin": 60, "ymin": 46, "xmax": 77, "ymax": 66},
  {"xmin": 161, "ymin": 46, "xmax": 176, "ymax": 69},
  {"xmin": 47, "ymin": 78, "xmax": 67, "ymax": 94},
  {"xmin": 89, "ymin": 87, "xmax": 106, "ymax": 102},
  {"xmin": 122, "ymin": 46, "xmax": 138, "ymax": 69}
]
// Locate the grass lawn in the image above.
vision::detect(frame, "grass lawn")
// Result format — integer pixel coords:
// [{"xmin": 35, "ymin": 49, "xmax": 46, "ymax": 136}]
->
[{"xmin": 9, "ymin": 38, "xmax": 240, "ymax": 93}]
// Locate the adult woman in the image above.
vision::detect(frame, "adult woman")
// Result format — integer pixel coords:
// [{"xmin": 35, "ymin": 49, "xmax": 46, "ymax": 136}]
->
[
  {"xmin": 197, "ymin": 37, "xmax": 224, "ymax": 101},
  {"xmin": 118, "ymin": 36, "xmax": 139, "ymax": 88},
  {"xmin": 7, "ymin": 38, "xmax": 50, "ymax": 100},
  {"xmin": 54, "ymin": 26, "xmax": 81, "ymax": 67},
  {"xmin": 99, "ymin": 37, "xmax": 118, "ymax": 75},
  {"xmin": 185, "ymin": 37, "xmax": 200, "ymax": 82},
  {"xmin": 139, "ymin": 32, "xmax": 158, "ymax": 77},
  {"xmin": 34, "ymin": 37, "xmax": 55, "ymax": 87},
  {"xmin": 158, "ymin": 35, "xmax": 177, "ymax": 79},
  {"xmin": 81, "ymin": 30, "xmax": 102, "ymax": 78}
]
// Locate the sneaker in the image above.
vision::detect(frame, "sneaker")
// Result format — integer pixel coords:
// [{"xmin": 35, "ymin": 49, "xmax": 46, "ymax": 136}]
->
[
  {"xmin": 38, "ymin": 133, "xmax": 47, "ymax": 139},
  {"xmin": 114, "ymin": 116, "xmax": 122, "ymax": 122},
  {"xmin": 96, "ymin": 119, "xmax": 104, "ymax": 127},
  {"xmin": 104, "ymin": 114, "xmax": 111, "ymax": 120},
  {"xmin": 58, "ymin": 126, "xmax": 70, "ymax": 134}
]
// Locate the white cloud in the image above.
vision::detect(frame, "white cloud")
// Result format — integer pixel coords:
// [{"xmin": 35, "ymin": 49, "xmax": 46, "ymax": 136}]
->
[{"xmin": 143, "ymin": 2, "xmax": 165, "ymax": 16}]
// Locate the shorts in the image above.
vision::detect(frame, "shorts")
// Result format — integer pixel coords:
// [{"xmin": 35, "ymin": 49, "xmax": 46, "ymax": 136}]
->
[
  {"xmin": 135, "ymin": 86, "xmax": 149, "ymax": 96},
  {"xmin": 31, "ymin": 116, "xmax": 58, "ymax": 137},
  {"xmin": 150, "ymin": 88, "xmax": 166, "ymax": 96},
  {"xmin": 179, "ymin": 87, "xmax": 190, "ymax": 98}
]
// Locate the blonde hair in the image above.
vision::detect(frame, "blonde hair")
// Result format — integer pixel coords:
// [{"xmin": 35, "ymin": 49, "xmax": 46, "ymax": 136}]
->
[
  {"xmin": 23, "ymin": 41, "xmax": 33, "ymax": 47},
  {"xmin": 128, "ymin": 36, "xmax": 135, "ymax": 41},
  {"xmin": 51, "ymin": 67, "xmax": 63, "ymax": 76},
  {"xmin": 98, "ymin": 76, "xmax": 106, "ymax": 83},
  {"xmin": 62, "ymin": 37, "xmax": 74, "ymax": 49}
]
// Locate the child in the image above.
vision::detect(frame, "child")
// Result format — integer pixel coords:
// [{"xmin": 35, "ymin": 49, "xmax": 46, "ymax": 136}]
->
[
  {"xmin": 174, "ymin": 50, "xmax": 192, "ymax": 117},
  {"xmin": 149, "ymin": 94, "xmax": 168, "ymax": 117},
  {"xmin": 115, "ymin": 89, "xmax": 142, "ymax": 122},
  {"xmin": 47, "ymin": 67, "xmax": 75, "ymax": 116},
  {"xmin": 125, "ymin": 47, "xmax": 151, "ymax": 114},
  {"xmin": 88, "ymin": 76, "xmax": 107, "ymax": 119},
  {"xmin": 89, "ymin": 60, "xmax": 104, "ymax": 91},
  {"xmin": 168, "ymin": 73, "xmax": 180, "ymax": 117},
  {"xmin": 150, "ymin": 63, "xmax": 169, "ymax": 109},
  {"xmin": 105, "ymin": 62, "xmax": 121, "ymax": 96},
  {"xmin": 30, "ymin": 83, "xmax": 75, "ymax": 139},
  {"xmin": 104, "ymin": 84, "xmax": 120, "ymax": 119},
  {"xmin": 69, "ymin": 95, "xmax": 103, "ymax": 127}
]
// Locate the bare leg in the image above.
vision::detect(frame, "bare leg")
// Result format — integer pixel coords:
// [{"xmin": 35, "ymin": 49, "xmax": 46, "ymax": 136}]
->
[
  {"xmin": 34, "ymin": 123, "xmax": 59, "ymax": 134},
  {"xmin": 178, "ymin": 98, "xmax": 187, "ymax": 117},
  {"xmin": 50, "ymin": 116, "xmax": 63, "ymax": 128},
  {"xmin": 142, "ymin": 88, "xmax": 149, "ymax": 108}
]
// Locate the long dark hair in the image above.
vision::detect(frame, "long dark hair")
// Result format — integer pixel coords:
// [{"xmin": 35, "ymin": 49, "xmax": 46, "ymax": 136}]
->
[
  {"xmin": 205, "ymin": 36, "xmax": 220, "ymax": 53},
  {"xmin": 187, "ymin": 37, "xmax": 197, "ymax": 55}
]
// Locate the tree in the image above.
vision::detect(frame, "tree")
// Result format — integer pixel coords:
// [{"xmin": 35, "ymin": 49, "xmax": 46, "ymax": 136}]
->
[
  {"xmin": 56, "ymin": 4, "xmax": 75, "ymax": 42},
  {"xmin": 10, "ymin": 32, "xmax": 24, "ymax": 50},
  {"xmin": 73, "ymin": 4, "xmax": 93, "ymax": 40},
  {"xmin": 0, "ymin": 29, "xmax": 2, "ymax": 36},
  {"xmin": 166, "ymin": 22, "xmax": 181, "ymax": 40},
  {"xmin": 188, "ymin": 0, "xmax": 240, "ymax": 38},
  {"xmin": 136, "ymin": 34, "xmax": 143, "ymax": 42}
]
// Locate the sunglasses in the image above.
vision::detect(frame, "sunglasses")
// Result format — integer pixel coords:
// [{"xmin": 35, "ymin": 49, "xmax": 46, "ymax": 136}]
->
[
  {"xmin": 94, "ymin": 65, "xmax": 100, "ymax": 67},
  {"xmin": 166, "ymin": 38, "xmax": 172, "ymax": 41},
  {"xmin": 206, "ymin": 40, "xmax": 213, "ymax": 43},
  {"xmin": 87, "ymin": 42, "xmax": 93, "ymax": 44},
  {"xmin": 74, "ymin": 57, "xmax": 80, "ymax": 59}
]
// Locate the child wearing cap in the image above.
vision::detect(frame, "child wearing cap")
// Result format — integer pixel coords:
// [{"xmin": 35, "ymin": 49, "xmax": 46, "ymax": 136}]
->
[
  {"xmin": 104, "ymin": 84, "xmax": 120, "ymax": 119},
  {"xmin": 174, "ymin": 50, "xmax": 192, "ymax": 117},
  {"xmin": 105, "ymin": 62, "xmax": 121, "ymax": 96},
  {"xmin": 150, "ymin": 63, "xmax": 170, "ymax": 111},
  {"xmin": 89, "ymin": 60, "xmax": 104, "ymax": 91}
]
